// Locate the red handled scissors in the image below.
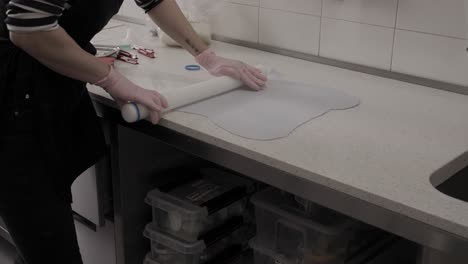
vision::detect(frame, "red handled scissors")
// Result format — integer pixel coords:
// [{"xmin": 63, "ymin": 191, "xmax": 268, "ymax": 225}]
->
[{"xmin": 132, "ymin": 45, "xmax": 155, "ymax": 59}]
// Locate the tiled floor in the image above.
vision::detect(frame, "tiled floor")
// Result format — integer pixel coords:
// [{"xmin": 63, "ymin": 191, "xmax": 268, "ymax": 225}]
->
[{"xmin": 0, "ymin": 221, "xmax": 116, "ymax": 264}]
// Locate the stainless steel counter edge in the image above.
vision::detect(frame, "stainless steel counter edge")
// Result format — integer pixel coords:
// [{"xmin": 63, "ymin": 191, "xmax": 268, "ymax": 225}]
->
[{"xmin": 90, "ymin": 93, "xmax": 468, "ymax": 258}]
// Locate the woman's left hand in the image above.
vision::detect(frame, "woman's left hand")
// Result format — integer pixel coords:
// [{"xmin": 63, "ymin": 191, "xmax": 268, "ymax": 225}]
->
[{"xmin": 196, "ymin": 48, "xmax": 268, "ymax": 91}]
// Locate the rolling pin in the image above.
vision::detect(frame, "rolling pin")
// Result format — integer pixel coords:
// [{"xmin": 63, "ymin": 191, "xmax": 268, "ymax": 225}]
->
[{"xmin": 121, "ymin": 76, "xmax": 244, "ymax": 123}]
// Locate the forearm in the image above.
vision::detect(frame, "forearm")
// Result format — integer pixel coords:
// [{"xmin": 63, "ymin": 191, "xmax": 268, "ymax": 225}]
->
[
  {"xmin": 146, "ymin": 0, "xmax": 266, "ymax": 90},
  {"xmin": 147, "ymin": 0, "xmax": 208, "ymax": 56},
  {"xmin": 10, "ymin": 27, "xmax": 109, "ymax": 84}
]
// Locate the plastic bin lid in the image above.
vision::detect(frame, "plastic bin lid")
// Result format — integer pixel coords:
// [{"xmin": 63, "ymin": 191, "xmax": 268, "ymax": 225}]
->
[
  {"xmin": 146, "ymin": 189, "xmax": 209, "ymax": 218},
  {"xmin": 251, "ymin": 188, "xmax": 355, "ymax": 236},
  {"xmin": 249, "ymin": 238, "xmax": 293, "ymax": 264},
  {"xmin": 144, "ymin": 223, "xmax": 206, "ymax": 254},
  {"xmin": 146, "ymin": 170, "xmax": 253, "ymax": 217},
  {"xmin": 144, "ymin": 253, "xmax": 160, "ymax": 264}
]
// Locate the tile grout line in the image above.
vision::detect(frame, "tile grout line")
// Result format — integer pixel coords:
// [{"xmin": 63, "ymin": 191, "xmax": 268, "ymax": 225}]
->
[
  {"xmin": 320, "ymin": 15, "xmax": 467, "ymax": 41},
  {"xmin": 256, "ymin": 5, "xmax": 321, "ymax": 17},
  {"xmin": 226, "ymin": 0, "xmax": 258, "ymax": 8},
  {"xmin": 257, "ymin": 4, "xmax": 260, "ymax": 44},
  {"xmin": 318, "ymin": 0, "xmax": 324, "ymax": 56},
  {"xmin": 322, "ymin": 16, "xmax": 396, "ymax": 30},
  {"xmin": 390, "ymin": 0, "xmax": 399, "ymax": 71},
  {"xmin": 395, "ymin": 27, "xmax": 468, "ymax": 41}
]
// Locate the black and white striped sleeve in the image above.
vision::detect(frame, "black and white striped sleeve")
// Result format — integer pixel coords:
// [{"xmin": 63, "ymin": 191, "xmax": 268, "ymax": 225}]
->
[
  {"xmin": 5, "ymin": 0, "xmax": 66, "ymax": 32},
  {"xmin": 134, "ymin": 0, "xmax": 164, "ymax": 13}
]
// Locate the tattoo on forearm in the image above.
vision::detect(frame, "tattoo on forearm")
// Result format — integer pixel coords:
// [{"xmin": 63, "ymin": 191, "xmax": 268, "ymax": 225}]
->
[{"xmin": 185, "ymin": 38, "xmax": 200, "ymax": 54}]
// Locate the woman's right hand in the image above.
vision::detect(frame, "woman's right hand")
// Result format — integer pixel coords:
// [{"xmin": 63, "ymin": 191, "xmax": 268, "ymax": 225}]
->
[
  {"xmin": 94, "ymin": 66, "xmax": 168, "ymax": 124},
  {"xmin": 7, "ymin": 27, "xmax": 168, "ymax": 123}
]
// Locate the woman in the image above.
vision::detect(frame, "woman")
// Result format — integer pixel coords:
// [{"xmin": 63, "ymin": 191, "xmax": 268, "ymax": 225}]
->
[{"xmin": 0, "ymin": 0, "xmax": 267, "ymax": 262}]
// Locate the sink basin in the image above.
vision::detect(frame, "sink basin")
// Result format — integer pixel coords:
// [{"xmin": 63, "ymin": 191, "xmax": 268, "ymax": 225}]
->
[{"xmin": 434, "ymin": 164, "xmax": 468, "ymax": 203}]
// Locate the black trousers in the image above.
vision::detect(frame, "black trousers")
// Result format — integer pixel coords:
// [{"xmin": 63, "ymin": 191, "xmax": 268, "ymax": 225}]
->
[
  {"xmin": 0, "ymin": 109, "xmax": 84, "ymax": 264},
  {"xmin": 0, "ymin": 41, "xmax": 105, "ymax": 264}
]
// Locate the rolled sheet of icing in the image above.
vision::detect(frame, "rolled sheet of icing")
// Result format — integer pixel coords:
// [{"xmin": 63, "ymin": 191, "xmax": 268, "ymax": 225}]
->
[{"xmin": 121, "ymin": 76, "xmax": 243, "ymax": 123}]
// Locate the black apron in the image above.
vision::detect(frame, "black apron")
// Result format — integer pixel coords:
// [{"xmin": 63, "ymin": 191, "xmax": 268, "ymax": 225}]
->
[{"xmin": 0, "ymin": 0, "xmax": 123, "ymax": 202}]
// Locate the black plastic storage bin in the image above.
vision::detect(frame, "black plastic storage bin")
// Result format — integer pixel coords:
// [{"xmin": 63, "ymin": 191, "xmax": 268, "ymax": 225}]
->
[
  {"xmin": 251, "ymin": 188, "xmax": 358, "ymax": 264},
  {"xmin": 146, "ymin": 168, "xmax": 256, "ymax": 242},
  {"xmin": 144, "ymin": 215, "xmax": 254, "ymax": 264}
]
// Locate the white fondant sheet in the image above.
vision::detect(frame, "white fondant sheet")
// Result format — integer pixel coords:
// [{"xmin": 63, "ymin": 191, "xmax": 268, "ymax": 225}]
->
[{"xmin": 179, "ymin": 79, "xmax": 360, "ymax": 140}]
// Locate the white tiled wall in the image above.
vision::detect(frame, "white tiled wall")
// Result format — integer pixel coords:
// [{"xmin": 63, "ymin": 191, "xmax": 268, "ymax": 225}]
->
[
  {"xmin": 211, "ymin": 0, "xmax": 468, "ymax": 86},
  {"xmin": 397, "ymin": 0, "xmax": 468, "ymax": 39},
  {"xmin": 119, "ymin": 0, "xmax": 468, "ymax": 86},
  {"xmin": 211, "ymin": 2, "xmax": 259, "ymax": 43},
  {"xmin": 320, "ymin": 18, "xmax": 394, "ymax": 69},
  {"xmin": 259, "ymin": 0, "xmax": 322, "ymax": 16},
  {"xmin": 229, "ymin": 0, "xmax": 259, "ymax": 6},
  {"xmin": 392, "ymin": 30, "xmax": 468, "ymax": 86},
  {"xmin": 322, "ymin": 0, "xmax": 398, "ymax": 28},
  {"xmin": 259, "ymin": 8, "xmax": 320, "ymax": 55}
]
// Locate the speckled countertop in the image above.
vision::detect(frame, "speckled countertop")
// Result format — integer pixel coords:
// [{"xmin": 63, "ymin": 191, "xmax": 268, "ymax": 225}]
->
[{"xmin": 88, "ymin": 21, "xmax": 468, "ymax": 239}]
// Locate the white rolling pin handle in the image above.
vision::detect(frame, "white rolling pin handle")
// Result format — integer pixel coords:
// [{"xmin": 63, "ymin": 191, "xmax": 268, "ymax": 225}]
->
[{"xmin": 121, "ymin": 102, "xmax": 149, "ymax": 123}]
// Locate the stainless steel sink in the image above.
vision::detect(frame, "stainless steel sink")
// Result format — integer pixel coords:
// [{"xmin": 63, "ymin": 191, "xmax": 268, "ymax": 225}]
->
[{"xmin": 435, "ymin": 165, "xmax": 468, "ymax": 203}]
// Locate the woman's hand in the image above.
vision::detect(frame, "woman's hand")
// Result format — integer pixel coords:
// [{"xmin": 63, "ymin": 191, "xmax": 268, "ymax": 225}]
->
[
  {"xmin": 196, "ymin": 49, "xmax": 267, "ymax": 91},
  {"xmin": 94, "ymin": 67, "xmax": 168, "ymax": 124},
  {"xmin": 146, "ymin": 1, "xmax": 267, "ymax": 90}
]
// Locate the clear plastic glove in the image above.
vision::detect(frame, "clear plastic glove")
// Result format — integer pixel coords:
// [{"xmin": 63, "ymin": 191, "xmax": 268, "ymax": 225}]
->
[
  {"xmin": 97, "ymin": 57, "xmax": 115, "ymax": 66},
  {"xmin": 195, "ymin": 48, "xmax": 267, "ymax": 91},
  {"xmin": 93, "ymin": 66, "xmax": 168, "ymax": 124}
]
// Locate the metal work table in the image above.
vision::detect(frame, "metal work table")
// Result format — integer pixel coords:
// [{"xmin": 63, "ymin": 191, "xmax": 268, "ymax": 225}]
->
[
  {"xmin": 87, "ymin": 21, "xmax": 468, "ymax": 264},
  {"xmin": 91, "ymin": 92, "xmax": 468, "ymax": 264}
]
